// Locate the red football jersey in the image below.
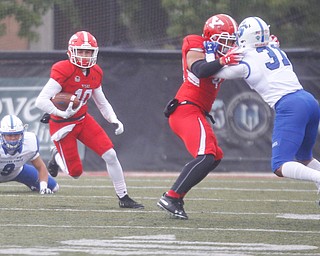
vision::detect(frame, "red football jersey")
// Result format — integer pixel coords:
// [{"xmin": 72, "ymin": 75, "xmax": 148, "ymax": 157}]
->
[
  {"xmin": 50, "ymin": 60, "xmax": 103, "ymax": 120},
  {"xmin": 169, "ymin": 34, "xmax": 224, "ymax": 160},
  {"xmin": 175, "ymin": 34, "xmax": 223, "ymax": 112},
  {"xmin": 48, "ymin": 61, "xmax": 114, "ymax": 176}
]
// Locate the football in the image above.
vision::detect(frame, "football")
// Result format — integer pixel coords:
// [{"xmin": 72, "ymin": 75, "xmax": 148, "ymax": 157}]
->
[{"xmin": 51, "ymin": 92, "xmax": 80, "ymax": 111}]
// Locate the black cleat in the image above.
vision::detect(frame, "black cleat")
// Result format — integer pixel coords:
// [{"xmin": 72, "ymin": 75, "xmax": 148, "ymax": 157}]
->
[
  {"xmin": 47, "ymin": 147, "xmax": 59, "ymax": 177},
  {"xmin": 40, "ymin": 113, "xmax": 50, "ymax": 123},
  {"xmin": 157, "ymin": 193, "xmax": 188, "ymax": 220},
  {"xmin": 119, "ymin": 195, "xmax": 144, "ymax": 209}
]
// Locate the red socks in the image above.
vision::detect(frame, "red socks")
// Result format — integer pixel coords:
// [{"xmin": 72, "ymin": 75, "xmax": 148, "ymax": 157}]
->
[{"xmin": 167, "ymin": 190, "xmax": 181, "ymax": 199}]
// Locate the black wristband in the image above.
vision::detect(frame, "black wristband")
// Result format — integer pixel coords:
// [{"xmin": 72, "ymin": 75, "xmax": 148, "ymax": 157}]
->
[{"xmin": 190, "ymin": 59, "xmax": 223, "ymax": 78}]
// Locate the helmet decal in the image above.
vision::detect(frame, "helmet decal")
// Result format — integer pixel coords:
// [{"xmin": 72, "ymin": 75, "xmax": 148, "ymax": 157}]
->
[
  {"xmin": 202, "ymin": 14, "xmax": 238, "ymax": 56},
  {"xmin": 208, "ymin": 16, "xmax": 225, "ymax": 29},
  {"xmin": 238, "ymin": 24, "xmax": 247, "ymax": 38}
]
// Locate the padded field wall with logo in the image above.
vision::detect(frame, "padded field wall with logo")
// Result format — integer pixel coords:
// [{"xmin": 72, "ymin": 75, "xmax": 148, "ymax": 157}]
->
[{"xmin": 0, "ymin": 50, "xmax": 319, "ymax": 172}]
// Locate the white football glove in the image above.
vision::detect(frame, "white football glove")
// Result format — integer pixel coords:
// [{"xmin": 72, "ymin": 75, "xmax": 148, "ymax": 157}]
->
[
  {"xmin": 54, "ymin": 100, "xmax": 83, "ymax": 119},
  {"xmin": 113, "ymin": 119, "xmax": 124, "ymax": 135},
  {"xmin": 108, "ymin": 115, "xmax": 124, "ymax": 135},
  {"xmin": 40, "ymin": 188, "xmax": 53, "ymax": 195}
]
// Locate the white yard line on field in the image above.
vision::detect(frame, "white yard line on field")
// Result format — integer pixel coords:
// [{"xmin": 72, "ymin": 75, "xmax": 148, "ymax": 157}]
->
[{"xmin": 1, "ymin": 223, "xmax": 320, "ymax": 235}]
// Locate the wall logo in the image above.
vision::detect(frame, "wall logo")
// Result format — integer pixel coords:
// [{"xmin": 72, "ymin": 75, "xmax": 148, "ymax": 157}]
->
[
  {"xmin": 0, "ymin": 93, "xmax": 52, "ymax": 154},
  {"xmin": 226, "ymin": 91, "xmax": 272, "ymax": 140}
]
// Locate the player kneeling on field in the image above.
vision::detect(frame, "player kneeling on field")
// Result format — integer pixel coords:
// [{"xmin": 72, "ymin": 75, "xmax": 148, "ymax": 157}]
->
[{"xmin": 0, "ymin": 115, "xmax": 59, "ymax": 194}]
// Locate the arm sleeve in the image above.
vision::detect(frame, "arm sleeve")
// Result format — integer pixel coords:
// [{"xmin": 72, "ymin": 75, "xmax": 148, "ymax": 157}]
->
[
  {"xmin": 92, "ymin": 87, "xmax": 118, "ymax": 123},
  {"xmin": 213, "ymin": 62, "xmax": 250, "ymax": 80},
  {"xmin": 35, "ymin": 78, "xmax": 62, "ymax": 114},
  {"xmin": 190, "ymin": 59, "xmax": 224, "ymax": 78}
]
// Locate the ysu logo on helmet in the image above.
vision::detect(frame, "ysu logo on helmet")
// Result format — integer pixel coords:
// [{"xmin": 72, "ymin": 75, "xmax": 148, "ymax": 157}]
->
[
  {"xmin": 209, "ymin": 17, "xmax": 225, "ymax": 29},
  {"xmin": 69, "ymin": 34, "xmax": 78, "ymax": 44},
  {"xmin": 203, "ymin": 14, "xmax": 238, "ymax": 56}
]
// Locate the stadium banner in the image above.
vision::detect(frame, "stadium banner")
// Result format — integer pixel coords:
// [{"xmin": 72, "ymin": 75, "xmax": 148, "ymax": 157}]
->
[{"xmin": 0, "ymin": 50, "xmax": 319, "ymax": 172}]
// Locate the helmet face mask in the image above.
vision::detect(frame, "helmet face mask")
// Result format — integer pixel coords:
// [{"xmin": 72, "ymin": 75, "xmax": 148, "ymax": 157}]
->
[
  {"xmin": 211, "ymin": 32, "xmax": 237, "ymax": 56},
  {"xmin": 203, "ymin": 14, "xmax": 238, "ymax": 56},
  {"xmin": 237, "ymin": 17, "xmax": 270, "ymax": 49},
  {"xmin": 0, "ymin": 115, "xmax": 25, "ymax": 155},
  {"xmin": 67, "ymin": 31, "xmax": 99, "ymax": 68}
]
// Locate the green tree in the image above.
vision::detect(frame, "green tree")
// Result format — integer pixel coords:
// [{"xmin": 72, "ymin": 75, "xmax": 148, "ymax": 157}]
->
[
  {"xmin": 118, "ymin": 0, "xmax": 168, "ymax": 48},
  {"xmin": 0, "ymin": 0, "xmax": 78, "ymax": 42},
  {"xmin": 162, "ymin": 0, "xmax": 236, "ymax": 38},
  {"xmin": 161, "ymin": 0, "xmax": 320, "ymax": 49},
  {"xmin": 0, "ymin": 0, "xmax": 52, "ymax": 41},
  {"xmin": 230, "ymin": 0, "xmax": 320, "ymax": 48},
  {"xmin": 1, "ymin": 0, "xmax": 319, "ymax": 49}
]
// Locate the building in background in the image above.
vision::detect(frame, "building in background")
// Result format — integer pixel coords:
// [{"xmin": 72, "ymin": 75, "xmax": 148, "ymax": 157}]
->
[
  {"xmin": 0, "ymin": 16, "xmax": 28, "ymax": 50},
  {"xmin": 0, "ymin": 9, "xmax": 54, "ymax": 51}
]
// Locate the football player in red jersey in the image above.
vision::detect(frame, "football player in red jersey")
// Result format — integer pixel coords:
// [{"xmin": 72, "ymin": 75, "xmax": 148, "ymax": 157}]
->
[
  {"xmin": 35, "ymin": 31, "xmax": 143, "ymax": 209},
  {"xmin": 157, "ymin": 14, "xmax": 242, "ymax": 219}
]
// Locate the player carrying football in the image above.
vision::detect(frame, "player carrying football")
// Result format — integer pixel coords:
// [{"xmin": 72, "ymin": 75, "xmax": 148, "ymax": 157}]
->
[
  {"xmin": 35, "ymin": 31, "xmax": 143, "ymax": 208},
  {"xmin": 157, "ymin": 14, "xmax": 242, "ymax": 219}
]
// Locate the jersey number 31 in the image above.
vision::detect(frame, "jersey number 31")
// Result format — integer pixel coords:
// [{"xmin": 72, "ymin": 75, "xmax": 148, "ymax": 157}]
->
[{"xmin": 257, "ymin": 45, "xmax": 290, "ymax": 70}]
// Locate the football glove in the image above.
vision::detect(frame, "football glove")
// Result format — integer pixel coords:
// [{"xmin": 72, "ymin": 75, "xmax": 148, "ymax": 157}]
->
[
  {"xmin": 112, "ymin": 119, "xmax": 124, "ymax": 135},
  {"xmin": 40, "ymin": 113, "xmax": 50, "ymax": 123},
  {"xmin": 204, "ymin": 41, "xmax": 218, "ymax": 54},
  {"xmin": 269, "ymin": 34, "xmax": 280, "ymax": 47},
  {"xmin": 220, "ymin": 48, "xmax": 243, "ymax": 66},
  {"xmin": 204, "ymin": 41, "xmax": 218, "ymax": 62},
  {"xmin": 55, "ymin": 101, "xmax": 83, "ymax": 119},
  {"xmin": 109, "ymin": 115, "xmax": 124, "ymax": 135},
  {"xmin": 40, "ymin": 188, "xmax": 53, "ymax": 195}
]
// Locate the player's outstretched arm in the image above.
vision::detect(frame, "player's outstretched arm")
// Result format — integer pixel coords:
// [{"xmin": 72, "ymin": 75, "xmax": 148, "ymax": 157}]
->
[{"xmin": 31, "ymin": 155, "xmax": 53, "ymax": 195}]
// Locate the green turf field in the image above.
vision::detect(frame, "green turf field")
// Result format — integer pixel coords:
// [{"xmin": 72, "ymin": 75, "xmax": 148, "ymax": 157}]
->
[{"xmin": 0, "ymin": 172, "xmax": 319, "ymax": 255}]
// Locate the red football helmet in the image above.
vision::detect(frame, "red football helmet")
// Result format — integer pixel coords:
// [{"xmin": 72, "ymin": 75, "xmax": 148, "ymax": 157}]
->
[
  {"xmin": 67, "ymin": 31, "xmax": 99, "ymax": 68},
  {"xmin": 203, "ymin": 14, "xmax": 238, "ymax": 56}
]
